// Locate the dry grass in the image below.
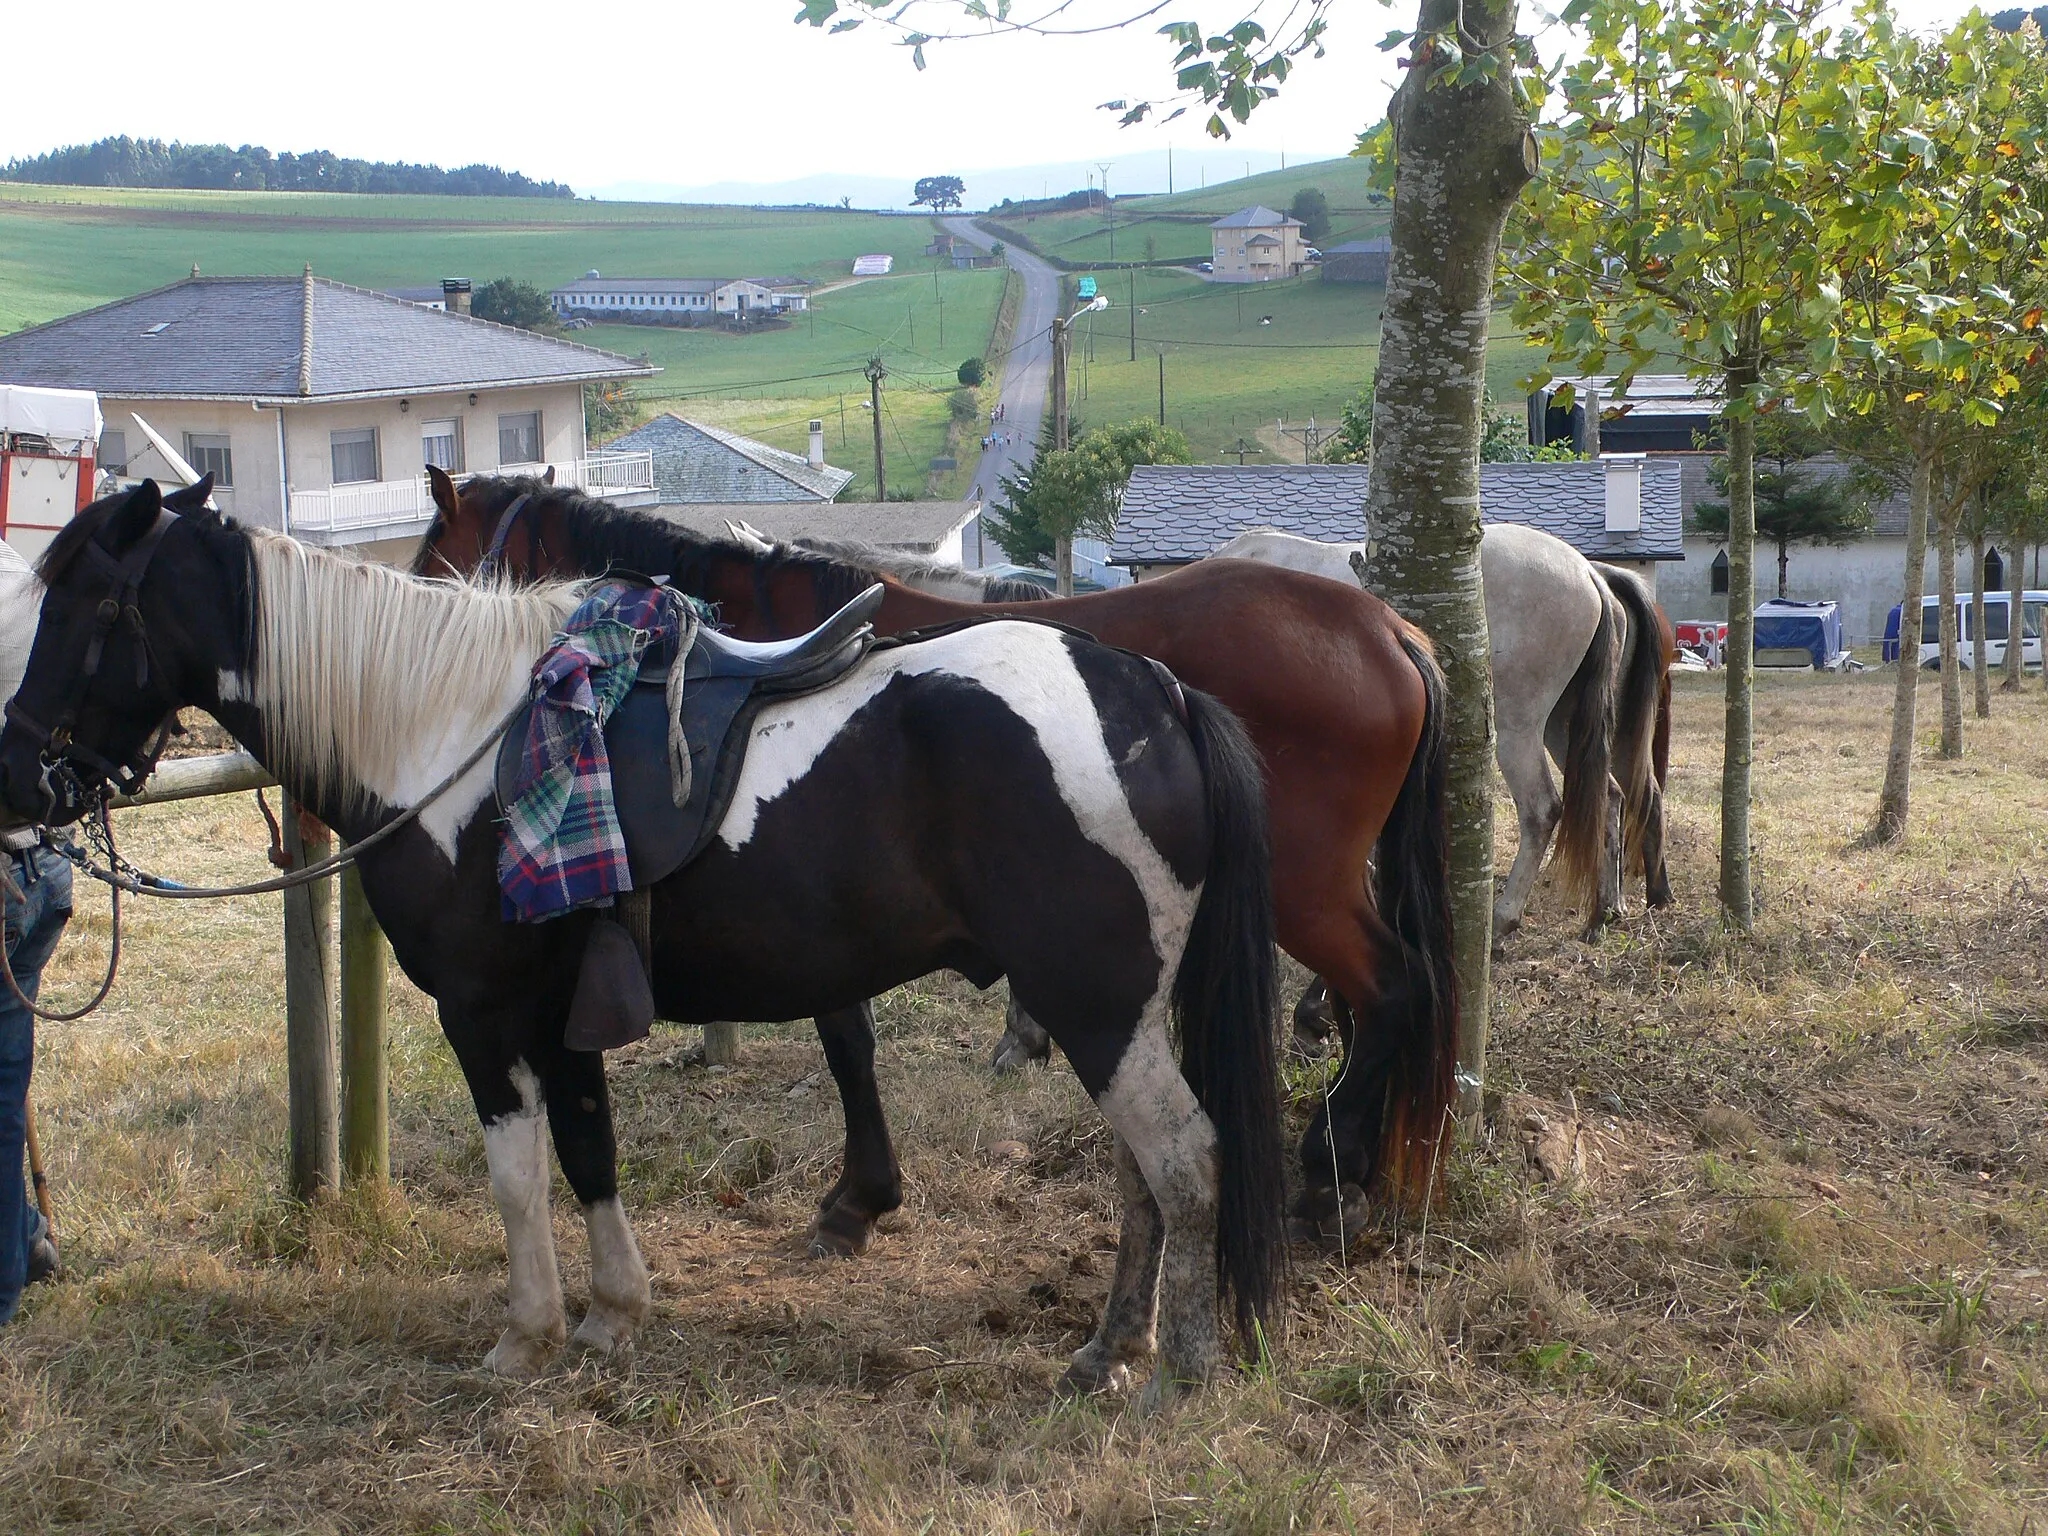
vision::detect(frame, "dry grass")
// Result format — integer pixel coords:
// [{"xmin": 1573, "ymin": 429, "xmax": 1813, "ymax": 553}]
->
[{"xmin": 3, "ymin": 669, "xmax": 2046, "ymax": 1533}]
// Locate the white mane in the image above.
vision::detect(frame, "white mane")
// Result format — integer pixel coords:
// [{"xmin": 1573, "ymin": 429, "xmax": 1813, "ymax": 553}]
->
[
  {"xmin": 793, "ymin": 536, "xmax": 998, "ymax": 602},
  {"xmin": 245, "ymin": 532, "xmax": 583, "ymax": 815}
]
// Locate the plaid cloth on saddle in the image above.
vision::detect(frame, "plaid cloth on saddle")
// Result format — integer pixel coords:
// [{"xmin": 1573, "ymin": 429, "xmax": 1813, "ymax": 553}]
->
[{"xmin": 498, "ymin": 583, "xmax": 691, "ymax": 923}]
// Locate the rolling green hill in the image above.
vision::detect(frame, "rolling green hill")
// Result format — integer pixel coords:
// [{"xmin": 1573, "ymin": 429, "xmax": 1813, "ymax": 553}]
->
[
  {"xmin": 0, "ymin": 184, "xmax": 1004, "ymax": 496},
  {"xmin": 1125, "ymin": 155, "xmax": 1381, "ymax": 216}
]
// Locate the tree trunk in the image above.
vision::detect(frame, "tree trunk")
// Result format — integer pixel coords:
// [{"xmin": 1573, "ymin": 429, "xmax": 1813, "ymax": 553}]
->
[
  {"xmin": 1777, "ymin": 535, "xmax": 1789, "ymax": 600},
  {"xmin": 1358, "ymin": 0, "xmax": 1533, "ymax": 1125},
  {"xmin": 1874, "ymin": 453, "xmax": 1933, "ymax": 842},
  {"xmin": 1720, "ymin": 405, "xmax": 1757, "ymax": 931},
  {"xmin": 1971, "ymin": 531, "xmax": 1990, "ymax": 718},
  {"xmin": 2004, "ymin": 534, "xmax": 2026, "ymax": 692},
  {"xmin": 1938, "ymin": 510, "xmax": 1962, "ymax": 758}
]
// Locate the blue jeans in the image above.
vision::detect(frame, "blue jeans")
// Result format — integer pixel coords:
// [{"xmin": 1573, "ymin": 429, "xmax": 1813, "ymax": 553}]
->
[{"xmin": 0, "ymin": 844, "xmax": 72, "ymax": 1326}]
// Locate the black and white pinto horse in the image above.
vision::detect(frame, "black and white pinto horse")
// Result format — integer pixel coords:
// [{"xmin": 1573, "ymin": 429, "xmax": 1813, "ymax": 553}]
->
[{"xmin": 0, "ymin": 484, "xmax": 1285, "ymax": 1404}]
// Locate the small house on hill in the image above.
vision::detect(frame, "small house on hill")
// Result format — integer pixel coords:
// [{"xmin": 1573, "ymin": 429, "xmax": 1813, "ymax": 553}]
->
[
  {"xmin": 657, "ymin": 500, "xmax": 980, "ymax": 566},
  {"xmin": 1209, "ymin": 206, "xmax": 1308, "ymax": 282},
  {"xmin": 609, "ymin": 413, "xmax": 853, "ymax": 504},
  {"xmin": 0, "ymin": 270, "xmax": 657, "ymax": 558},
  {"xmin": 1320, "ymin": 238, "xmax": 1392, "ymax": 284},
  {"xmin": 1108, "ymin": 459, "xmax": 1684, "ymax": 590}
]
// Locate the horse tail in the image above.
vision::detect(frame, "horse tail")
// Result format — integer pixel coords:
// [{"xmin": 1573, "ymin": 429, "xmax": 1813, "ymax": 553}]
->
[
  {"xmin": 1172, "ymin": 684, "xmax": 1285, "ymax": 1349},
  {"xmin": 1552, "ymin": 580, "xmax": 1620, "ymax": 922},
  {"xmin": 1371, "ymin": 629, "xmax": 1460, "ymax": 1208},
  {"xmin": 1598, "ymin": 564, "xmax": 1665, "ymax": 870}
]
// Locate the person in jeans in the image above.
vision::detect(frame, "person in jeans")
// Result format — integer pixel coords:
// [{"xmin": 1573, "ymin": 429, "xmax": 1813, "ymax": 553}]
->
[{"xmin": 0, "ymin": 832, "xmax": 70, "ymax": 1326}]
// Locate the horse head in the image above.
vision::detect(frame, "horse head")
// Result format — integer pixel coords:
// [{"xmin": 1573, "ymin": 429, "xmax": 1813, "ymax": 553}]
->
[{"xmin": 0, "ymin": 478, "xmax": 237, "ymax": 827}]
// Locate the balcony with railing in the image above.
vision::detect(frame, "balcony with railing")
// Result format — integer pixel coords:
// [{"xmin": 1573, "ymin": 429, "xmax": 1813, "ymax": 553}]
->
[{"xmin": 287, "ymin": 451, "xmax": 658, "ymax": 544}]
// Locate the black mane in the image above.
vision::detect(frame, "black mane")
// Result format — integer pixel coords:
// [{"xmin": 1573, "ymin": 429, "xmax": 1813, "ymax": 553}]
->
[{"xmin": 456, "ymin": 477, "xmax": 933, "ymax": 617}]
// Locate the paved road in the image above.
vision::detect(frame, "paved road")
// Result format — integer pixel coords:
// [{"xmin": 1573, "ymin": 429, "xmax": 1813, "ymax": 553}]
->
[{"xmin": 943, "ymin": 215, "xmax": 1059, "ymax": 569}]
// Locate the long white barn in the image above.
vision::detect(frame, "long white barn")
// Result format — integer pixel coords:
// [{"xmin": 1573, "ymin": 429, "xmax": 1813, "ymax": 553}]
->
[{"xmin": 550, "ymin": 273, "xmax": 809, "ymax": 320}]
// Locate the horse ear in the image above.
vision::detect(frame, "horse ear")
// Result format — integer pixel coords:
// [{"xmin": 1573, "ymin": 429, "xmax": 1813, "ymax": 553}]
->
[
  {"xmin": 542, "ymin": 465, "xmax": 557, "ymax": 486},
  {"xmin": 162, "ymin": 472, "xmax": 216, "ymax": 514},
  {"xmin": 427, "ymin": 464, "xmax": 460, "ymax": 515},
  {"xmin": 105, "ymin": 480, "xmax": 164, "ymax": 549}
]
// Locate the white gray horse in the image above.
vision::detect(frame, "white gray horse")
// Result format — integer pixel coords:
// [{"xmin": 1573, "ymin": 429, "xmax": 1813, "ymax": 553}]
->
[{"xmin": 1211, "ymin": 524, "xmax": 1666, "ymax": 940}]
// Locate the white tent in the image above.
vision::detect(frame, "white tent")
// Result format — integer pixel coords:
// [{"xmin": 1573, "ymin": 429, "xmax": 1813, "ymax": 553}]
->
[{"xmin": 0, "ymin": 384, "xmax": 102, "ymax": 448}]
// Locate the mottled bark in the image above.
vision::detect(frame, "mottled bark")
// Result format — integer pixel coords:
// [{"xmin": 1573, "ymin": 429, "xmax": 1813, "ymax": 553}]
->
[
  {"xmin": 1971, "ymin": 532, "xmax": 1990, "ymax": 718},
  {"xmin": 1720, "ymin": 408, "xmax": 1757, "ymax": 931},
  {"xmin": 1874, "ymin": 454, "xmax": 1933, "ymax": 842},
  {"xmin": 1938, "ymin": 511, "xmax": 1962, "ymax": 758},
  {"xmin": 1359, "ymin": 0, "xmax": 1533, "ymax": 1123}
]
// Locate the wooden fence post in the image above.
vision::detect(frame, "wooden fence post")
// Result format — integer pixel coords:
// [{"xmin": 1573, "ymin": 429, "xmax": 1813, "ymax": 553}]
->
[
  {"xmin": 339, "ymin": 866, "xmax": 389, "ymax": 1185},
  {"xmin": 281, "ymin": 799, "xmax": 339, "ymax": 1201},
  {"xmin": 703, "ymin": 1021, "xmax": 741, "ymax": 1067}
]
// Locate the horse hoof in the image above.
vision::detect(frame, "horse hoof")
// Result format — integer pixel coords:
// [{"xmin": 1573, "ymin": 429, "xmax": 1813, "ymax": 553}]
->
[
  {"xmin": 989, "ymin": 1032, "xmax": 1049, "ymax": 1075},
  {"xmin": 806, "ymin": 1208, "xmax": 876, "ymax": 1259},
  {"xmin": 1137, "ymin": 1363, "xmax": 1210, "ymax": 1416},
  {"xmin": 571, "ymin": 1312, "xmax": 635, "ymax": 1357},
  {"xmin": 1057, "ymin": 1352, "xmax": 1131, "ymax": 1399},
  {"xmin": 483, "ymin": 1328, "xmax": 559, "ymax": 1379}
]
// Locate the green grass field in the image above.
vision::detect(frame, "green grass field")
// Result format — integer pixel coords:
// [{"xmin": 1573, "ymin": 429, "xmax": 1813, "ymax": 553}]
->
[
  {"xmin": 0, "ymin": 185, "xmax": 1009, "ymax": 495},
  {"xmin": 1123, "ymin": 153, "xmax": 1381, "ymax": 216},
  {"xmin": 1061, "ymin": 266, "xmax": 1542, "ymax": 462}
]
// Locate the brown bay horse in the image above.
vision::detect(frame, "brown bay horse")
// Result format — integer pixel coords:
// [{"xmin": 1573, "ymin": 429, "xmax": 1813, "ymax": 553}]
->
[{"xmin": 416, "ymin": 470, "xmax": 1458, "ymax": 1242}]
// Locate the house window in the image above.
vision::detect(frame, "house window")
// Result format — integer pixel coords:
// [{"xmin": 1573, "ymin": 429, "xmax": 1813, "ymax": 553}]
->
[
  {"xmin": 98, "ymin": 428, "xmax": 127, "ymax": 473},
  {"xmin": 498, "ymin": 411, "xmax": 542, "ymax": 465},
  {"xmin": 1709, "ymin": 549, "xmax": 1729, "ymax": 596},
  {"xmin": 330, "ymin": 427, "xmax": 379, "ymax": 484},
  {"xmin": 183, "ymin": 432, "xmax": 233, "ymax": 487},
  {"xmin": 422, "ymin": 418, "xmax": 463, "ymax": 472}
]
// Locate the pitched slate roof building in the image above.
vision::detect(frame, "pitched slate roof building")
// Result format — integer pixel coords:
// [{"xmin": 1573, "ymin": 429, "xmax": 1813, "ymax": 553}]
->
[
  {"xmin": 1109, "ymin": 459, "xmax": 1684, "ymax": 588},
  {"xmin": 1208, "ymin": 206, "xmax": 1309, "ymax": 282},
  {"xmin": 611, "ymin": 412, "xmax": 853, "ymax": 504},
  {"xmin": 0, "ymin": 270, "xmax": 657, "ymax": 556},
  {"xmin": 656, "ymin": 500, "xmax": 980, "ymax": 565}
]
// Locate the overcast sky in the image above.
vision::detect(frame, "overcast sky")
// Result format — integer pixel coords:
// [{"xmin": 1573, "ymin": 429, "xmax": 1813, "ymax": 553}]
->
[{"xmin": 4, "ymin": 0, "xmax": 1978, "ymax": 196}]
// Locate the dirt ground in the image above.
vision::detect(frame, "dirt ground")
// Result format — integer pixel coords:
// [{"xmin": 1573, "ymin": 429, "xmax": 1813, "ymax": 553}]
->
[{"xmin": 1, "ymin": 668, "xmax": 2043, "ymax": 1534}]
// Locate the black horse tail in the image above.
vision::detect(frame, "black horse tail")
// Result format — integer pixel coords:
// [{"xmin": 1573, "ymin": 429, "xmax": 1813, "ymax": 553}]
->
[
  {"xmin": 1370, "ymin": 629, "xmax": 1461, "ymax": 1209},
  {"xmin": 1553, "ymin": 582, "xmax": 1620, "ymax": 926},
  {"xmin": 1596, "ymin": 563, "xmax": 1665, "ymax": 871},
  {"xmin": 1172, "ymin": 684, "xmax": 1285, "ymax": 1349}
]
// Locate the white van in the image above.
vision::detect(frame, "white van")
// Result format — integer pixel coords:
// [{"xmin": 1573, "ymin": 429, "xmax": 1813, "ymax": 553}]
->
[{"xmin": 1907, "ymin": 591, "xmax": 2046, "ymax": 668}]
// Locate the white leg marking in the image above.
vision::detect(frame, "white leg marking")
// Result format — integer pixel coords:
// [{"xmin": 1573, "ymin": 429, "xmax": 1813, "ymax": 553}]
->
[
  {"xmin": 1093, "ymin": 1018, "xmax": 1222, "ymax": 1411},
  {"xmin": 481, "ymin": 1061, "xmax": 565, "ymax": 1376},
  {"xmin": 572, "ymin": 1196, "xmax": 651, "ymax": 1356}
]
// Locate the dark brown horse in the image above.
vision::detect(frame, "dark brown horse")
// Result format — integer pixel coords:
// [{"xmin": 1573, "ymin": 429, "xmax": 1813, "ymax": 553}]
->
[{"xmin": 417, "ymin": 470, "xmax": 1458, "ymax": 1239}]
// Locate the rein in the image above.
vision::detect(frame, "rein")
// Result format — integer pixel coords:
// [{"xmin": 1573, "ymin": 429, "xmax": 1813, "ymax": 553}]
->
[{"xmin": 478, "ymin": 493, "xmax": 533, "ymax": 578}]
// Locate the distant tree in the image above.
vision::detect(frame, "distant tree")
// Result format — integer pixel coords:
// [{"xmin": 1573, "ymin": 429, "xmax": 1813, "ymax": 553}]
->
[
  {"xmin": 1317, "ymin": 380, "xmax": 1374, "ymax": 465},
  {"xmin": 1286, "ymin": 187, "xmax": 1331, "ymax": 244},
  {"xmin": 1693, "ymin": 416, "xmax": 1873, "ymax": 599},
  {"xmin": 987, "ymin": 419, "xmax": 1190, "ymax": 575},
  {"xmin": 947, "ymin": 387, "xmax": 980, "ymax": 424},
  {"xmin": 584, "ymin": 381, "xmax": 638, "ymax": 442},
  {"xmin": 472, "ymin": 279, "xmax": 558, "ymax": 333},
  {"xmin": 912, "ymin": 175, "xmax": 965, "ymax": 212},
  {"xmin": 1, "ymin": 135, "xmax": 573, "ymax": 196},
  {"xmin": 1321, "ymin": 378, "xmax": 1562, "ymax": 466},
  {"xmin": 956, "ymin": 356, "xmax": 987, "ymax": 388},
  {"xmin": 989, "ymin": 240, "xmax": 1006, "ymax": 262}
]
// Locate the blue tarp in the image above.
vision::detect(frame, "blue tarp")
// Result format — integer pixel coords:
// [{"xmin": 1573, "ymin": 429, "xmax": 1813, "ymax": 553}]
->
[{"xmin": 1754, "ymin": 599, "xmax": 1845, "ymax": 669}]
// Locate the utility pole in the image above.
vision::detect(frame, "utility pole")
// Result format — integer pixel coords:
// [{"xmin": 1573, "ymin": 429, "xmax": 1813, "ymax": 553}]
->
[
  {"xmin": 865, "ymin": 357, "xmax": 887, "ymax": 502},
  {"xmin": 1050, "ymin": 316, "xmax": 1072, "ymax": 596},
  {"xmin": 1129, "ymin": 270, "xmax": 1137, "ymax": 362},
  {"xmin": 1225, "ymin": 436, "xmax": 1263, "ymax": 465},
  {"xmin": 1158, "ymin": 351, "xmax": 1166, "ymax": 426},
  {"xmin": 1167, "ymin": 145, "xmax": 1174, "ymax": 195},
  {"xmin": 1097, "ymin": 161, "xmax": 1114, "ymax": 263}
]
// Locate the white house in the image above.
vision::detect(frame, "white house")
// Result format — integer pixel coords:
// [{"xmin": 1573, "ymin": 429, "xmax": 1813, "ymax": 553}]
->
[
  {"xmin": 549, "ymin": 273, "xmax": 810, "ymax": 321},
  {"xmin": 0, "ymin": 270, "xmax": 658, "ymax": 563}
]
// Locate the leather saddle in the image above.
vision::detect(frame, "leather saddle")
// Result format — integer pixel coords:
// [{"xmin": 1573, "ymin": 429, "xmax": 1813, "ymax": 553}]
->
[{"xmin": 495, "ymin": 582, "xmax": 886, "ymax": 891}]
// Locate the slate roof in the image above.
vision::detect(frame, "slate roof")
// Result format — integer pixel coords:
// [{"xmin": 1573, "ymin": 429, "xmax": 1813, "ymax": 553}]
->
[
  {"xmin": 1110, "ymin": 461, "xmax": 1686, "ymax": 566},
  {"xmin": 653, "ymin": 500, "xmax": 976, "ymax": 552},
  {"xmin": 0, "ymin": 275, "xmax": 655, "ymax": 403},
  {"xmin": 1210, "ymin": 205, "xmax": 1302, "ymax": 229},
  {"xmin": 1325, "ymin": 238, "xmax": 1393, "ymax": 255},
  {"xmin": 608, "ymin": 412, "xmax": 853, "ymax": 503}
]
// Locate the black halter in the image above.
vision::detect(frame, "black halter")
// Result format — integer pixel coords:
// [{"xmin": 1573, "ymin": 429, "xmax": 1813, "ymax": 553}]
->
[
  {"xmin": 4, "ymin": 507, "xmax": 184, "ymax": 799},
  {"xmin": 478, "ymin": 492, "xmax": 533, "ymax": 578}
]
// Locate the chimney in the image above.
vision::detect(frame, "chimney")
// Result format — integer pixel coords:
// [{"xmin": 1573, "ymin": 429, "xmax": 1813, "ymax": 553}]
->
[
  {"xmin": 191, "ymin": 263, "xmax": 200, "ymax": 279},
  {"xmin": 442, "ymin": 278, "xmax": 472, "ymax": 315},
  {"xmin": 1603, "ymin": 453, "xmax": 1644, "ymax": 534},
  {"xmin": 808, "ymin": 419, "xmax": 826, "ymax": 470}
]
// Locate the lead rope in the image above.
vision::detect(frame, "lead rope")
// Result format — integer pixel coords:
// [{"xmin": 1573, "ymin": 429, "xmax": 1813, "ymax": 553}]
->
[{"xmin": 0, "ymin": 804, "xmax": 122, "ymax": 1023}]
